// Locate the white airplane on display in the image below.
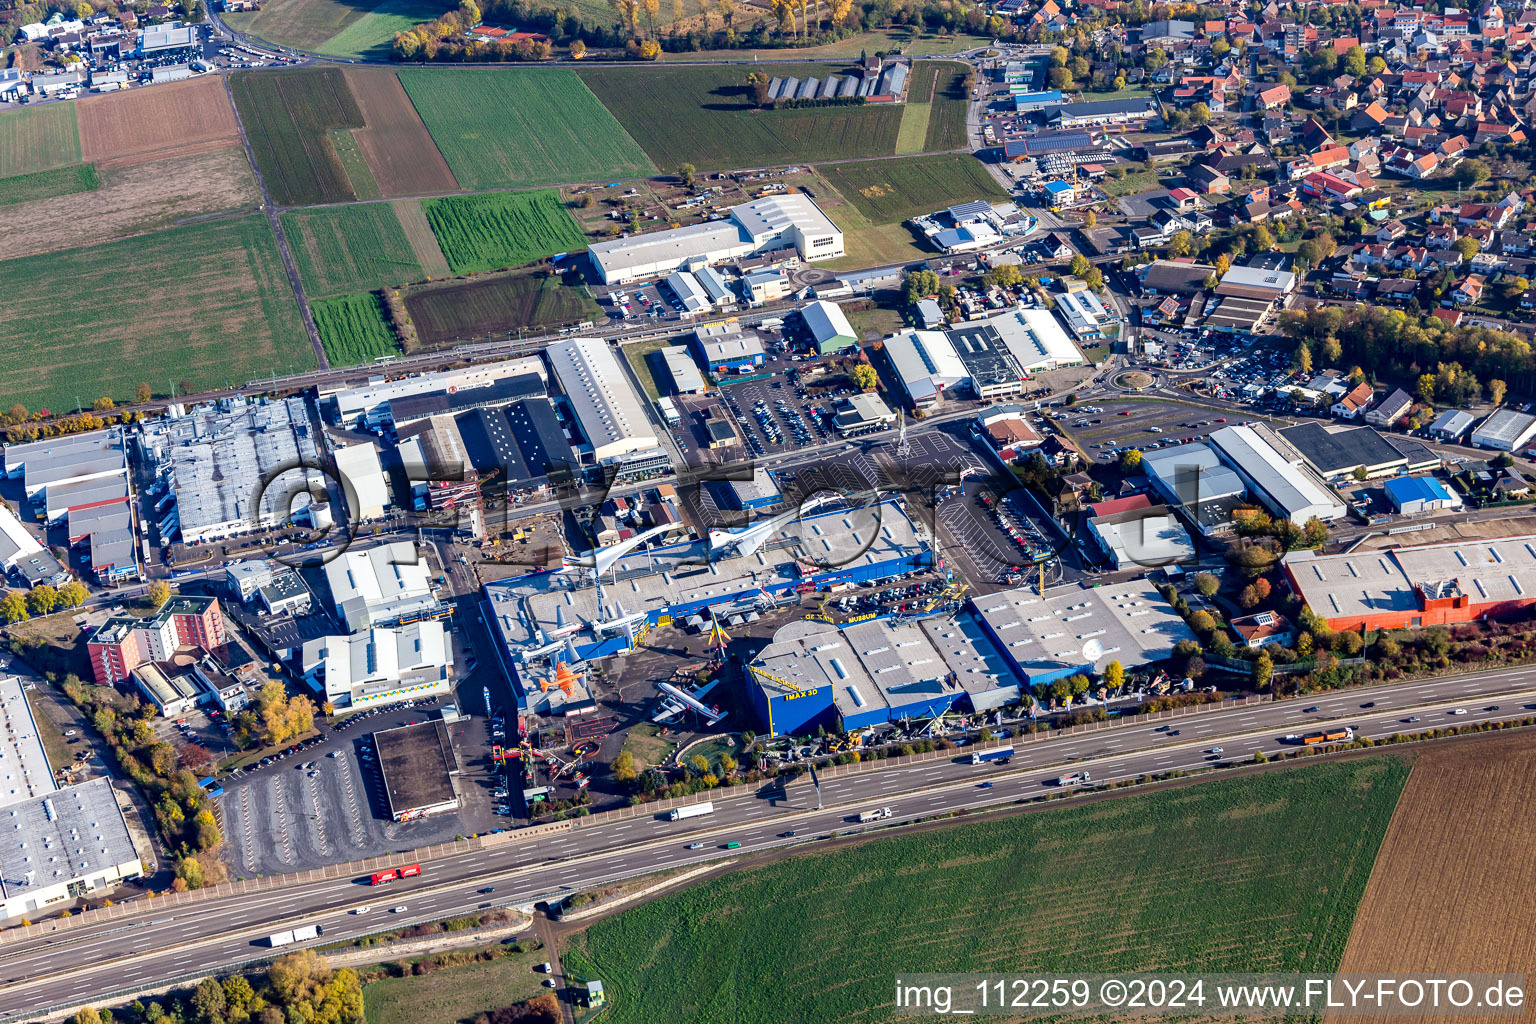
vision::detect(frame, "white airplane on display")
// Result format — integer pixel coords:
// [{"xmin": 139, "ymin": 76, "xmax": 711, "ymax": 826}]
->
[
  {"xmin": 706, "ymin": 493, "xmax": 834, "ymax": 561},
  {"xmin": 592, "ymin": 600, "xmax": 648, "ymax": 637}
]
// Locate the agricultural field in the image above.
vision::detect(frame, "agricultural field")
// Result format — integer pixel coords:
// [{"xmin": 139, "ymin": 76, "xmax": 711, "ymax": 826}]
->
[
  {"xmin": 231, "ymin": 68, "xmax": 365, "ymax": 206},
  {"xmin": 911, "ymin": 60, "xmax": 972, "ymax": 152},
  {"xmin": 344, "ymin": 69, "xmax": 457, "ymax": 196},
  {"xmin": 821, "ymin": 153, "xmax": 1006, "ymax": 225},
  {"xmin": 568, "ymin": 758, "xmax": 1409, "ymax": 1024},
  {"xmin": 224, "ymin": 0, "xmax": 398, "ymax": 51},
  {"xmin": 0, "ymin": 102, "xmax": 81, "ymax": 177},
  {"xmin": 406, "ymin": 268, "xmax": 600, "ymax": 345},
  {"xmin": 75, "ymin": 75, "xmax": 240, "ymax": 167},
  {"xmin": 400, "ymin": 69, "xmax": 655, "ymax": 190},
  {"xmin": 316, "ymin": 0, "xmax": 442, "ymax": 59},
  {"xmin": 310, "ymin": 292, "xmax": 401, "ymax": 366},
  {"xmin": 579, "ymin": 64, "xmax": 905, "ymax": 171},
  {"xmin": 0, "ymin": 146, "xmax": 261, "ymax": 261},
  {"xmin": 0, "ymin": 164, "xmax": 99, "ymax": 207},
  {"xmin": 422, "ymin": 189, "xmax": 586, "ymax": 275},
  {"xmin": 0, "ymin": 215, "xmax": 313, "ymax": 412},
  {"xmin": 1332, "ymin": 735, "xmax": 1536, "ymax": 1023},
  {"xmin": 392, "ymin": 199, "xmax": 450, "ymax": 276},
  {"xmin": 326, "ymin": 129, "xmax": 381, "ymax": 200},
  {"xmin": 280, "ymin": 202, "xmax": 425, "ymax": 297}
]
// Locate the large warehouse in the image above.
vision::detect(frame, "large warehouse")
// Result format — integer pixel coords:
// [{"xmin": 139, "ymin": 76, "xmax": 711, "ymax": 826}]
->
[
  {"xmin": 1277, "ymin": 423, "xmax": 1438, "ymax": 480},
  {"xmin": 374, "ymin": 720, "xmax": 460, "ymax": 821},
  {"xmin": 959, "ymin": 307, "xmax": 1084, "ymax": 373},
  {"xmin": 323, "ymin": 541, "xmax": 443, "ymax": 633},
  {"xmin": 321, "ymin": 356, "xmax": 548, "ymax": 429},
  {"xmin": 748, "ymin": 612, "xmax": 1027, "ymax": 736},
  {"xmin": 1470, "ymin": 409, "xmax": 1536, "ymax": 452},
  {"xmin": 1208, "ymin": 424, "xmax": 1346, "ymax": 522},
  {"xmin": 546, "ymin": 336, "xmax": 669, "ymax": 480},
  {"xmin": 974, "ymin": 580, "xmax": 1198, "ymax": 687},
  {"xmin": 300, "ymin": 621, "xmax": 453, "ymax": 710},
  {"xmin": 1283, "ymin": 533, "xmax": 1536, "ymax": 631},
  {"xmin": 588, "ymin": 193, "xmax": 844, "ymax": 285},
  {"xmin": 883, "ymin": 328, "xmax": 969, "ymax": 408}
]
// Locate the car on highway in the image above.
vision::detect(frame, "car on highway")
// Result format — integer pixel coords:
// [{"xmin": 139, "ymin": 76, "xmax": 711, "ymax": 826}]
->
[
  {"xmin": 1450, "ymin": 708, "xmax": 1468, "ymax": 715},
  {"xmin": 1208, "ymin": 747, "xmax": 1224, "ymax": 754},
  {"xmin": 352, "ymin": 906, "xmax": 370, "ymax": 915},
  {"xmin": 392, "ymin": 906, "xmax": 407, "ymax": 913},
  {"xmin": 977, "ymin": 781, "xmax": 994, "ymax": 788},
  {"xmin": 724, "ymin": 841, "xmax": 742, "ymax": 849},
  {"xmin": 1486, "ymin": 705, "xmax": 1501, "ymax": 711},
  {"xmin": 1303, "ymin": 706, "xmax": 1320, "ymax": 713},
  {"xmin": 1361, "ymin": 702, "xmax": 1375, "ymax": 708},
  {"xmin": 1154, "ymin": 725, "xmax": 1170, "ymax": 732},
  {"xmin": 1404, "ymin": 716, "xmax": 1421, "ymax": 723},
  {"xmin": 779, "ymin": 831, "xmax": 797, "ymax": 837},
  {"xmin": 478, "ymin": 887, "xmax": 495, "ymax": 894},
  {"xmin": 686, "ymin": 842, "xmax": 704, "ymax": 849}
]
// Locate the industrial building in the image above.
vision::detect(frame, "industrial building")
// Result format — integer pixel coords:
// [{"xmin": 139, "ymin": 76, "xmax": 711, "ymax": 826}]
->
[
  {"xmin": 748, "ymin": 611, "xmax": 1028, "ymax": 736},
  {"xmin": 301, "ymin": 621, "xmax": 453, "ymax": 710},
  {"xmin": 692, "ymin": 322, "xmax": 766, "ymax": 375},
  {"xmin": 1053, "ymin": 289, "xmax": 1109, "ymax": 340},
  {"xmin": 1429, "ymin": 408, "xmax": 1475, "ymax": 441},
  {"xmin": 661, "ymin": 346, "xmax": 708, "ymax": 394},
  {"xmin": 375, "ymin": 720, "xmax": 460, "ymax": 821},
  {"xmin": 65, "ymin": 499, "xmax": 137, "ymax": 585},
  {"xmin": 5, "ymin": 428, "xmax": 129, "ymax": 515},
  {"xmin": 1043, "ymin": 96, "xmax": 1159, "ymax": 128},
  {"xmin": 1283, "ymin": 533, "xmax": 1536, "ymax": 631},
  {"xmin": 1137, "ymin": 260, "xmax": 1219, "ymax": 295},
  {"xmin": 0, "ymin": 777, "xmax": 143, "ymax": 923},
  {"xmin": 832, "ymin": 393, "xmax": 898, "ymax": 436},
  {"xmin": 588, "ymin": 193, "xmax": 844, "ymax": 285},
  {"xmin": 801, "ymin": 300, "xmax": 857, "ymax": 354},
  {"xmin": 1214, "ymin": 265, "xmax": 1297, "ymax": 299},
  {"xmin": 484, "ymin": 500, "xmax": 933, "ymax": 712},
  {"xmin": 0, "ymin": 677, "xmax": 53, "ymax": 809},
  {"xmin": 883, "ymin": 329, "xmax": 968, "ymax": 408},
  {"xmin": 1470, "ymin": 409, "xmax": 1536, "ymax": 452},
  {"xmin": 974, "ymin": 580, "xmax": 1198, "ymax": 687},
  {"xmin": 665, "ymin": 271, "xmax": 712, "ymax": 315},
  {"xmin": 387, "ymin": 372, "xmax": 547, "ymax": 430},
  {"xmin": 1140, "ymin": 442, "xmax": 1249, "ymax": 536},
  {"xmin": 334, "ymin": 442, "xmax": 390, "ymax": 523},
  {"xmin": 0, "ymin": 504, "xmax": 45, "ymax": 580},
  {"xmin": 455, "ymin": 398, "xmax": 576, "ymax": 497},
  {"xmin": 138, "ymin": 398, "xmax": 321, "ymax": 544},
  {"xmin": 1086, "ymin": 503, "xmax": 1196, "ymax": 569},
  {"xmin": 321, "ymin": 356, "xmax": 547, "ymax": 430},
  {"xmin": 945, "ymin": 322, "xmax": 1024, "ymax": 399},
  {"xmin": 1208, "ymin": 425, "xmax": 1346, "ymax": 522},
  {"xmin": 135, "ymin": 23, "xmax": 194, "ymax": 55},
  {"xmin": 1384, "ymin": 475, "xmax": 1463, "ymax": 514},
  {"xmin": 86, "ymin": 596, "xmax": 227, "ymax": 687},
  {"xmin": 1277, "ymin": 423, "xmax": 1439, "ymax": 481},
  {"xmin": 546, "ymin": 336, "xmax": 670, "ymax": 480},
  {"xmin": 967, "ymin": 307, "xmax": 1085, "ymax": 372},
  {"xmin": 722, "ymin": 467, "xmax": 780, "ymax": 510},
  {"xmin": 323, "ymin": 541, "xmax": 444, "ymax": 633}
]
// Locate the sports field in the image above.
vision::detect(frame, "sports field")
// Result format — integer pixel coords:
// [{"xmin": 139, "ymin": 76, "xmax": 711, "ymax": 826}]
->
[
  {"xmin": 406, "ymin": 269, "xmax": 601, "ymax": 344},
  {"xmin": 310, "ymin": 292, "xmax": 401, "ymax": 366},
  {"xmin": 317, "ymin": 0, "xmax": 441, "ymax": 59},
  {"xmin": 400, "ymin": 69, "xmax": 655, "ymax": 190},
  {"xmin": 280, "ymin": 202, "xmax": 425, "ymax": 297},
  {"xmin": 345, "ymin": 69, "xmax": 457, "ymax": 196},
  {"xmin": 0, "ymin": 102, "xmax": 81, "ymax": 177},
  {"xmin": 821, "ymin": 153, "xmax": 1006, "ymax": 224},
  {"xmin": 0, "ymin": 164, "xmax": 98, "ymax": 207},
  {"xmin": 422, "ymin": 189, "xmax": 586, "ymax": 274},
  {"xmin": 0, "ymin": 215, "xmax": 313, "ymax": 412},
  {"xmin": 231, "ymin": 68, "xmax": 365, "ymax": 205},
  {"xmin": 579, "ymin": 64, "xmax": 905, "ymax": 171},
  {"xmin": 568, "ymin": 758, "xmax": 1409, "ymax": 1024},
  {"xmin": 1332, "ymin": 736, "xmax": 1536, "ymax": 1023}
]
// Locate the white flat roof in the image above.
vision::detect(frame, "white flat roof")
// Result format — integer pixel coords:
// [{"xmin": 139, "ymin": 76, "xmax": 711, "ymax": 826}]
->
[
  {"xmin": 0, "ymin": 677, "xmax": 53, "ymax": 810},
  {"xmin": 1209, "ymin": 424, "xmax": 1344, "ymax": 521},
  {"xmin": 324, "ymin": 541, "xmax": 438, "ymax": 632},
  {"xmin": 1219, "ymin": 265, "xmax": 1297, "ymax": 292},
  {"xmin": 589, "ymin": 222, "xmax": 751, "ymax": 281},
  {"xmin": 547, "ymin": 336, "xmax": 659, "ymax": 463},
  {"xmin": 334, "ymin": 443, "xmax": 389, "ymax": 520},
  {"xmin": 885, "ymin": 329, "xmax": 967, "ymax": 402},
  {"xmin": 731, "ymin": 192, "xmax": 840, "ymax": 244},
  {"xmin": 966, "ymin": 306, "xmax": 1084, "ymax": 370},
  {"xmin": 0, "ymin": 777, "xmax": 139, "ymax": 904}
]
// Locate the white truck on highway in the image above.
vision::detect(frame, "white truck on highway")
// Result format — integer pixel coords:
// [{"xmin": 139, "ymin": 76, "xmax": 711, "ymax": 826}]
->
[
  {"xmin": 857, "ymin": 807, "xmax": 893, "ymax": 823},
  {"xmin": 1056, "ymin": 771, "xmax": 1090, "ymax": 787},
  {"xmin": 670, "ymin": 801, "xmax": 715, "ymax": 821},
  {"xmin": 266, "ymin": 924, "xmax": 321, "ymax": 947}
]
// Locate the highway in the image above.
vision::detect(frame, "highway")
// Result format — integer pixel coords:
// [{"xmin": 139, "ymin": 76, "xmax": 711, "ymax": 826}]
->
[{"xmin": 3, "ymin": 667, "xmax": 1535, "ymax": 1020}]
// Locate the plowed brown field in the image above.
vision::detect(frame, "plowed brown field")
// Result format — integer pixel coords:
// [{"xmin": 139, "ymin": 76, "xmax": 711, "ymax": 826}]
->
[
  {"xmin": 1329, "ymin": 734, "xmax": 1536, "ymax": 1024},
  {"xmin": 76, "ymin": 76, "xmax": 241, "ymax": 167},
  {"xmin": 345, "ymin": 68, "xmax": 457, "ymax": 197}
]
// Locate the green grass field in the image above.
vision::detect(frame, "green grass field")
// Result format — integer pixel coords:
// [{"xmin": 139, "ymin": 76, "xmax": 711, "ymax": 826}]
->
[
  {"xmin": 0, "ymin": 163, "xmax": 99, "ymax": 206},
  {"xmin": 569, "ymin": 758, "xmax": 1409, "ymax": 1024},
  {"xmin": 0, "ymin": 215, "xmax": 314, "ymax": 412},
  {"xmin": 311, "ymin": 292, "xmax": 401, "ymax": 365},
  {"xmin": 326, "ymin": 128, "xmax": 381, "ymax": 200},
  {"xmin": 405, "ymin": 267, "xmax": 600, "ymax": 344},
  {"xmin": 579, "ymin": 64, "xmax": 906, "ymax": 171},
  {"xmin": 422, "ymin": 189, "xmax": 586, "ymax": 274},
  {"xmin": 317, "ymin": 0, "xmax": 442, "ymax": 59},
  {"xmin": 400, "ymin": 69, "xmax": 654, "ymax": 190},
  {"xmin": 822, "ymin": 153, "xmax": 1006, "ymax": 224},
  {"xmin": 0, "ymin": 103, "xmax": 81, "ymax": 177},
  {"xmin": 914, "ymin": 60, "xmax": 972, "ymax": 151},
  {"xmin": 231, "ymin": 68, "xmax": 365, "ymax": 206},
  {"xmin": 280, "ymin": 202, "xmax": 424, "ymax": 297},
  {"xmin": 362, "ymin": 947, "xmax": 549, "ymax": 1024},
  {"xmin": 225, "ymin": 0, "xmax": 439, "ymax": 51}
]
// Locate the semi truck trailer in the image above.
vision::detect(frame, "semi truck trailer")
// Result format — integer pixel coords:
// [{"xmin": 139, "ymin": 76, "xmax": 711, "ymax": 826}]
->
[
  {"xmin": 857, "ymin": 807, "xmax": 893, "ymax": 823},
  {"xmin": 670, "ymin": 801, "xmax": 715, "ymax": 821},
  {"xmin": 971, "ymin": 745, "xmax": 1015, "ymax": 765}
]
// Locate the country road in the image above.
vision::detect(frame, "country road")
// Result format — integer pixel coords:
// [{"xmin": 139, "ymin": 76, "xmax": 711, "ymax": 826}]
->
[{"xmin": 2, "ymin": 666, "xmax": 1533, "ymax": 1021}]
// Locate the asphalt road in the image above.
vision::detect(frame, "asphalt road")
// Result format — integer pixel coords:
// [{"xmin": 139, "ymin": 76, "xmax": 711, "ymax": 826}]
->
[{"xmin": 3, "ymin": 667, "xmax": 1535, "ymax": 1020}]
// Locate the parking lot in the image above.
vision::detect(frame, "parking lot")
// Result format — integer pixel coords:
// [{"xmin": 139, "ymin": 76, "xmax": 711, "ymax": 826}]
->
[
  {"xmin": 1056, "ymin": 398, "xmax": 1292, "ymax": 465},
  {"xmin": 218, "ymin": 701, "xmax": 498, "ymax": 876}
]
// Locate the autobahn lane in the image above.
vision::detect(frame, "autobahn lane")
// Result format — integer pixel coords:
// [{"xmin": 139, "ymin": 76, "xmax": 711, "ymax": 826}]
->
[{"xmin": 3, "ymin": 669, "xmax": 1536, "ymax": 1017}]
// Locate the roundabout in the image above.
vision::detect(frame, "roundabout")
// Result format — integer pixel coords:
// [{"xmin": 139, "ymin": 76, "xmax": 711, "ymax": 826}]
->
[{"xmin": 1112, "ymin": 370, "xmax": 1156, "ymax": 391}]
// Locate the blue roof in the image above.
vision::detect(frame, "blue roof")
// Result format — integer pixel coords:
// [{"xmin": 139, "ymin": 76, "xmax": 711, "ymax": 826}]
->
[
  {"xmin": 1044, "ymin": 180, "xmax": 1074, "ymax": 195},
  {"xmin": 1384, "ymin": 475, "xmax": 1454, "ymax": 505}
]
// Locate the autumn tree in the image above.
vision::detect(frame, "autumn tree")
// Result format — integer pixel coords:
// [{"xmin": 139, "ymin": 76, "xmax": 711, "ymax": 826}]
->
[
  {"xmin": 1194, "ymin": 572, "xmax": 1219, "ymax": 598},
  {"xmin": 148, "ymin": 580, "xmax": 171, "ymax": 608},
  {"xmin": 1489, "ymin": 378, "xmax": 1507, "ymax": 405},
  {"xmin": 0, "ymin": 590, "xmax": 28, "ymax": 624},
  {"xmin": 27, "ymin": 584, "xmax": 58, "ymax": 617},
  {"xmin": 59, "ymin": 581, "xmax": 88, "ymax": 609},
  {"xmin": 611, "ymin": 749, "xmax": 637, "ymax": 781},
  {"xmin": 1102, "ymin": 660, "xmax": 1124, "ymax": 689},
  {"xmin": 850, "ymin": 364, "xmax": 879, "ymax": 391}
]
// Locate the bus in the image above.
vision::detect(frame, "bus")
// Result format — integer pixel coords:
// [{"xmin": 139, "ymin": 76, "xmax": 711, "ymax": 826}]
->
[
  {"xmin": 369, "ymin": 863, "xmax": 422, "ymax": 885},
  {"xmin": 1301, "ymin": 728, "xmax": 1352, "ymax": 745}
]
